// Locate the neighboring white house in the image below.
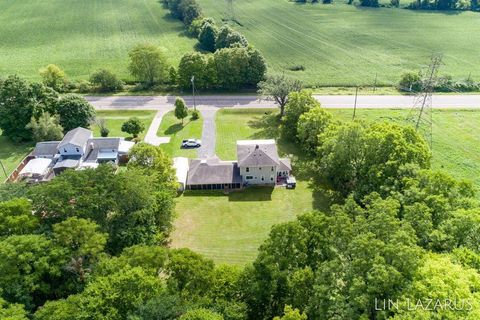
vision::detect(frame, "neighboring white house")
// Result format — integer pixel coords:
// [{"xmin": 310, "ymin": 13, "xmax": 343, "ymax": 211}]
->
[
  {"xmin": 25, "ymin": 127, "xmax": 135, "ymax": 182},
  {"xmin": 237, "ymin": 140, "xmax": 291, "ymax": 186}
]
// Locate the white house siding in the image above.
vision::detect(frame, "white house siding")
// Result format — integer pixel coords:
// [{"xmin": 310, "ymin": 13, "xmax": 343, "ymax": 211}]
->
[{"xmin": 240, "ymin": 165, "xmax": 276, "ymax": 185}]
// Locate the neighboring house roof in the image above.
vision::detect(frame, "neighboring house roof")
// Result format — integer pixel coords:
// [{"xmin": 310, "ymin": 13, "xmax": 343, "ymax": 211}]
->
[
  {"xmin": 119, "ymin": 140, "xmax": 135, "ymax": 154},
  {"xmin": 58, "ymin": 127, "xmax": 92, "ymax": 148},
  {"xmin": 53, "ymin": 157, "xmax": 81, "ymax": 169},
  {"xmin": 19, "ymin": 158, "xmax": 52, "ymax": 176},
  {"xmin": 279, "ymin": 158, "xmax": 292, "ymax": 171},
  {"xmin": 32, "ymin": 141, "xmax": 60, "ymax": 157},
  {"xmin": 237, "ymin": 140, "xmax": 280, "ymax": 167},
  {"xmin": 83, "ymin": 138, "xmax": 120, "ymax": 162},
  {"xmin": 187, "ymin": 157, "xmax": 242, "ymax": 185}
]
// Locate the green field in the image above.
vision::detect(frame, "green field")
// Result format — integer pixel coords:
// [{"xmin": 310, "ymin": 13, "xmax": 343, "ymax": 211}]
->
[
  {"xmin": 0, "ymin": 0, "xmax": 196, "ymax": 81},
  {"xmin": 158, "ymin": 111, "xmax": 203, "ymax": 158},
  {"xmin": 91, "ymin": 110, "xmax": 157, "ymax": 139},
  {"xmin": 198, "ymin": 0, "xmax": 480, "ymax": 86}
]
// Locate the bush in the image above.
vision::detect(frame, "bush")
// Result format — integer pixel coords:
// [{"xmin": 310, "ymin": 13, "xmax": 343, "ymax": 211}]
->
[
  {"xmin": 121, "ymin": 117, "xmax": 145, "ymax": 138},
  {"xmin": 26, "ymin": 112, "xmax": 64, "ymax": 142},
  {"xmin": 399, "ymin": 71, "xmax": 421, "ymax": 92},
  {"xmin": 77, "ymin": 80, "xmax": 92, "ymax": 93},
  {"xmin": 215, "ymin": 25, "xmax": 248, "ymax": 50},
  {"xmin": 191, "ymin": 110, "xmax": 200, "ymax": 120},
  {"xmin": 89, "ymin": 69, "xmax": 124, "ymax": 93},
  {"xmin": 39, "ymin": 64, "xmax": 67, "ymax": 92}
]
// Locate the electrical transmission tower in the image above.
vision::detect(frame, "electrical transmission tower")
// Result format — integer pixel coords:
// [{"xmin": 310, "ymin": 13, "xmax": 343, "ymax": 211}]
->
[
  {"xmin": 226, "ymin": 0, "xmax": 236, "ymax": 22},
  {"xmin": 407, "ymin": 54, "xmax": 443, "ymax": 148}
]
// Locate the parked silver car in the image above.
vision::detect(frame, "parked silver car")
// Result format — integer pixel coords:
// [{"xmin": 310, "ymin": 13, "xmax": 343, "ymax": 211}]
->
[{"xmin": 181, "ymin": 139, "xmax": 202, "ymax": 148}]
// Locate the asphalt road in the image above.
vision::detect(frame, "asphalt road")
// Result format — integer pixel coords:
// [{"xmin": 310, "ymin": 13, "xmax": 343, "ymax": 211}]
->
[{"xmin": 86, "ymin": 94, "xmax": 480, "ymax": 110}]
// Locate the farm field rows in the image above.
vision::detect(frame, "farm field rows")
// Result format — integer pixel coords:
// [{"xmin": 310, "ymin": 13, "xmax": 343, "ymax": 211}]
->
[
  {"xmin": 0, "ymin": 0, "xmax": 196, "ymax": 81},
  {"xmin": 198, "ymin": 0, "xmax": 480, "ymax": 86}
]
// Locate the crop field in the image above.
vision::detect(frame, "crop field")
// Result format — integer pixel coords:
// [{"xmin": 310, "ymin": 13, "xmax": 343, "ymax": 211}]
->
[
  {"xmin": 0, "ymin": 0, "xmax": 196, "ymax": 81},
  {"xmin": 198, "ymin": 0, "xmax": 480, "ymax": 86}
]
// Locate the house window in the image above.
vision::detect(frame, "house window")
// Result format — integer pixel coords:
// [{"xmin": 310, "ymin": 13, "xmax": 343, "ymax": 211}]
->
[
  {"xmin": 271, "ymin": 167, "xmax": 274, "ymax": 171},
  {"xmin": 64, "ymin": 148, "xmax": 67, "ymax": 153},
  {"xmin": 76, "ymin": 148, "xmax": 80, "ymax": 152},
  {"xmin": 271, "ymin": 177, "xmax": 273, "ymax": 181},
  {"xmin": 246, "ymin": 176, "xmax": 253, "ymax": 180},
  {"xmin": 246, "ymin": 167, "xmax": 249, "ymax": 172},
  {"xmin": 261, "ymin": 177, "xmax": 264, "ymax": 181},
  {"xmin": 259, "ymin": 167, "xmax": 262, "ymax": 170}
]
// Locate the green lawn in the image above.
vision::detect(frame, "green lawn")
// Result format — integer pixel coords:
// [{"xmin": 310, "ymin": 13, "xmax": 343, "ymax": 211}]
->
[
  {"xmin": 158, "ymin": 111, "xmax": 203, "ymax": 158},
  {"xmin": 91, "ymin": 110, "xmax": 157, "ymax": 139},
  {"xmin": 329, "ymin": 108, "xmax": 480, "ymax": 192},
  {"xmin": 198, "ymin": 0, "xmax": 480, "ymax": 87},
  {"xmin": 171, "ymin": 182, "xmax": 326, "ymax": 265},
  {"xmin": 0, "ymin": 134, "xmax": 33, "ymax": 181},
  {"xmin": 0, "ymin": 0, "xmax": 196, "ymax": 81}
]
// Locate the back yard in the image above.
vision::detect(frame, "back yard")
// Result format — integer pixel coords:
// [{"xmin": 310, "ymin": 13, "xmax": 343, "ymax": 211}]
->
[{"xmin": 0, "ymin": 133, "xmax": 33, "ymax": 181}]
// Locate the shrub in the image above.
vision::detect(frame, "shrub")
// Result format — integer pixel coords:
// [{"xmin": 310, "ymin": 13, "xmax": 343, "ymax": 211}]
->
[
  {"xmin": 191, "ymin": 110, "xmax": 200, "ymax": 120},
  {"xmin": 121, "ymin": 117, "xmax": 145, "ymax": 138},
  {"xmin": 399, "ymin": 71, "xmax": 421, "ymax": 92},
  {"xmin": 215, "ymin": 25, "xmax": 248, "ymax": 50},
  {"xmin": 26, "ymin": 112, "xmax": 64, "ymax": 142},
  {"xmin": 77, "ymin": 80, "xmax": 92, "ymax": 93},
  {"xmin": 89, "ymin": 69, "xmax": 124, "ymax": 93},
  {"xmin": 39, "ymin": 64, "xmax": 67, "ymax": 92}
]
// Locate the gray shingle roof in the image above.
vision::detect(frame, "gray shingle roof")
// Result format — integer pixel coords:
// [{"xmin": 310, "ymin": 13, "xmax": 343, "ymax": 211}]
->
[
  {"xmin": 83, "ymin": 138, "xmax": 120, "ymax": 162},
  {"xmin": 279, "ymin": 158, "xmax": 292, "ymax": 171},
  {"xmin": 58, "ymin": 127, "xmax": 92, "ymax": 148},
  {"xmin": 187, "ymin": 157, "xmax": 242, "ymax": 185},
  {"xmin": 237, "ymin": 140, "xmax": 280, "ymax": 167},
  {"xmin": 32, "ymin": 141, "xmax": 60, "ymax": 157}
]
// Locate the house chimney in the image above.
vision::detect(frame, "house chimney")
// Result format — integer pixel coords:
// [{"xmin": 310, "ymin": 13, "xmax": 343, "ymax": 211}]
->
[{"xmin": 255, "ymin": 144, "xmax": 259, "ymax": 149}]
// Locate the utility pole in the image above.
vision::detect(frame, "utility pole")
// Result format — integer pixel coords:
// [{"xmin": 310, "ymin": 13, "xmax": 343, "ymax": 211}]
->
[
  {"xmin": 373, "ymin": 73, "xmax": 377, "ymax": 93},
  {"xmin": 352, "ymin": 86, "xmax": 358, "ymax": 120},
  {"xmin": 191, "ymin": 75, "xmax": 196, "ymax": 111}
]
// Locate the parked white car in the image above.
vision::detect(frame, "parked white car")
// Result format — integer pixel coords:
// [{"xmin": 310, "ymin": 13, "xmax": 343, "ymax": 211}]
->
[{"xmin": 181, "ymin": 139, "xmax": 202, "ymax": 148}]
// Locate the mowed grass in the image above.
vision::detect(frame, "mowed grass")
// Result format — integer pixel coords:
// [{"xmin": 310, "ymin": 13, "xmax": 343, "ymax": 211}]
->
[
  {"xmin": 198, "ymin": 0, "xmax": 480, "ymax": 86},
  {"xmin": 91, "ymin": 110, "xmax": 157, "ymax": 139},
  {"xmin": 171, "ymin": 183, "xmax": 318, "ymax": 265},
  {"xmin": 172, "ymin": 108, "xmax": 328, "ymax": 264},
  {"xmin": 0, "ymin": 0, "xmax": 196, "ymax": 81},
  {"xmin": 158, "ymin": 111, "xmax": 203, "ymax": 158},
  {"xmin": 329, "ymin": 108, "xmax": 480, "ymax": 192},
  {"xmin": 0, "ymin": 133, "xmax": 33, "ymax": 180}
]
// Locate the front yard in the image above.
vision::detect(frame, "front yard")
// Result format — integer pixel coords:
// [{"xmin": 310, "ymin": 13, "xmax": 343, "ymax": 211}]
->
[
  {"xmin": 157, "ymin": 111, "xmax": 203, "ymax": 158},
  {"xmin": 91, "ymin": 110, "xmax": 157, "ymax": 139}
]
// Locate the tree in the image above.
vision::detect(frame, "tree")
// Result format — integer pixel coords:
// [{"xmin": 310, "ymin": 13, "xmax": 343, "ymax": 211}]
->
[
  {"xmin": 198, "ymin": 22, "xmax": 218, "ymax": 52},
  {"xmin": 121, "ymin": 117, "xmax": 145, "ymax": 138},
  {"xmin": 257, "ymin": 74, "xmax": 303, "ymax": 117},
  {"xmin": 0, "ymin": 75, "xmax": 58, "ymax": 141},
  {"xmin": 56, "ymin": 94, "xmax": 95, "ymax": 131},
  {"xmin": 399, "ymin": 71, "xmax": 421, "ymax": 92},
  {"xmin": 39, "ymin": 64, "xmax": 66, "ymax": 92},
  {"xmin": 0, "ymin": 298, "xmax": 28, "ymax": 320},
  {"xmin": 215, "ymin": 26, "xmax": 248, "ymax": 50},
  {"xmin": 129, "ymin": 44, "xmax": 169, "ymax": 87},
  {"xmin": 89, "ymin": 69, "xmax": 123, "ymax": 93},
  {"xmin": 179, "ymin": 308, "xmax": 224, "ymax": 320},
  {"xmin": 316, "ymin": 121, "xmax": 431, "ymax": 199},
  {"xmin": 273, "ymin": 306, "xmax": 307, "ymax": 320},
  {"xmin": 179, "ymin": 0, "xmax": 202, "ymax": 26},
  {"xmin": 26, "ymin": 112, "xmax": 64, "ymax": 142},
  {"xmin": 0, "ymin": 198, "xmax": 39, "ymax": 237},
  {"xmin": 174, "ymin": 97, "xmax": 189, "ymax": 124},
  {"xmin": 213, "ymin": 47, "xmax": 266, "ymax": 90},
  {"xmin": 0, "ymin": 235, "xmax": 66, "ymax": 310},
  {"xmin": 296, "ymin": 106, "xmax": 332, "ymax": 155},
  {"xmin": 94, "ymin": 118, "xmax": 109, "ymax": 137},
  {"xmin": 282, "ymin": 90, "xmax": 319, "ymax": 140},
  {"xmin": 178, "ymin": 52, "xmax": 215, "ymax": 89}
]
